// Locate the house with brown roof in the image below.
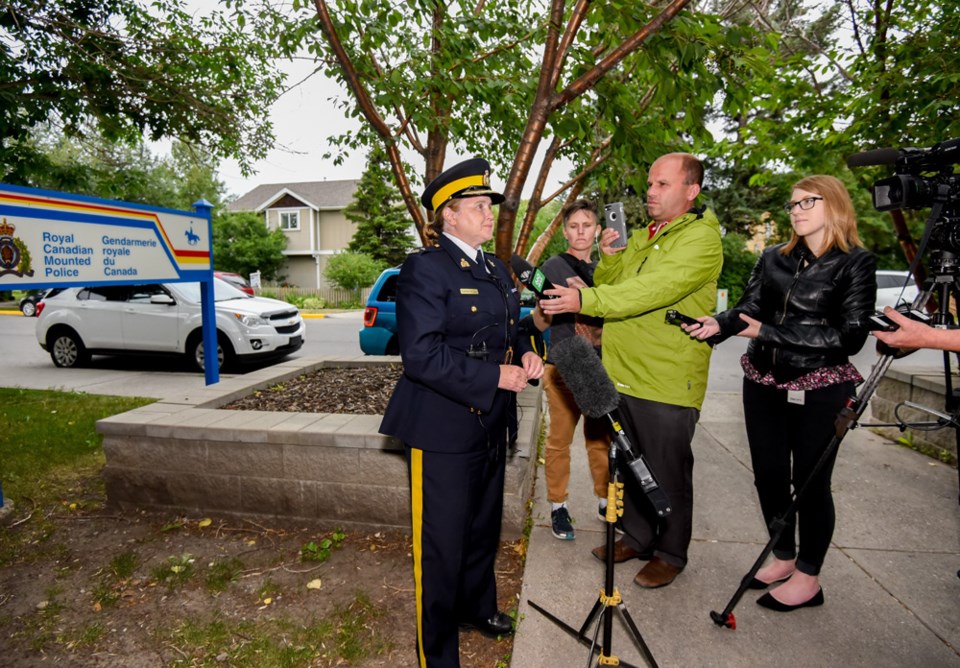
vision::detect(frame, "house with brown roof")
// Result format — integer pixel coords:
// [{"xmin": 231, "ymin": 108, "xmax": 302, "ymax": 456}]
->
[{"xmin": 226, "ymin": 179, "xmax": 360, "ymax": 288}]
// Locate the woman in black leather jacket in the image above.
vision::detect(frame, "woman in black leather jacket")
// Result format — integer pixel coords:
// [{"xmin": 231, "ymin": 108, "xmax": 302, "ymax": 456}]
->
[{"xmin": 689, "ymin": 175, "xmax": 877, "ymax": 613}]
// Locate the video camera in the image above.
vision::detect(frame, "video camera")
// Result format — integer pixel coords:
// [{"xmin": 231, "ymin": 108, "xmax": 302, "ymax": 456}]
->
[
  {"xmin": 849, "ymin": 137, "xmax": 960, "ymax": 254},
  {"xmin": 870, "ymin": 138, "xmax": 960, "ymax": 212}
]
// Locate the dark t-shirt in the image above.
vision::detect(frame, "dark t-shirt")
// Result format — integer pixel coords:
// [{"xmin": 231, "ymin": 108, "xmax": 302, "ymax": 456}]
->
[{"xmin": 542, "ymin": 253, "xmax": 603, "ymax": 350}]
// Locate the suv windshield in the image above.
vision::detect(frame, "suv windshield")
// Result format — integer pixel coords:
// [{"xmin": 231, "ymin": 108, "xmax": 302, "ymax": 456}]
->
[{"xmin": 174, "ymin": 278, "xmax": 250, "ymax": 303}]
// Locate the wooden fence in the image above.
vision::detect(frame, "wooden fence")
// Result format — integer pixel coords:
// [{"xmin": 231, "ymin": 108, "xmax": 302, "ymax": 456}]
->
[{"xmin": 256, "ymin": 285, "xmax": 373, "ymax": 307}]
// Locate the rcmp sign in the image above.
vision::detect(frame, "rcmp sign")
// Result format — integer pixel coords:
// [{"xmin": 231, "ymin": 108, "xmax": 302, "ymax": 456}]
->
[{"xmin": 0, "ymin": 183, "xmax": 212, "ymax": 290}]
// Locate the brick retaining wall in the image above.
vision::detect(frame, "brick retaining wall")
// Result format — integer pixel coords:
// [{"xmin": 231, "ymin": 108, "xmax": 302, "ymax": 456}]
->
[{"xmin": 97, "ymin": 358, "xmax": 542, "ymax": 538}]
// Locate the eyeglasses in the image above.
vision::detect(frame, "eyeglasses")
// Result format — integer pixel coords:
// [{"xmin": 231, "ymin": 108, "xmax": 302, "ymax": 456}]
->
[{"xmin": 783, "ymin": 196, "xmax": 823, "ymax": 213}]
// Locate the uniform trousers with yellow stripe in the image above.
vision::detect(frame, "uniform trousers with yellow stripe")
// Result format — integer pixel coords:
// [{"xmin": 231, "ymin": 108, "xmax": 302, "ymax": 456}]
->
[{"xmin": 407, "ymin": 440, "xmax": 506, "ymax": 668}]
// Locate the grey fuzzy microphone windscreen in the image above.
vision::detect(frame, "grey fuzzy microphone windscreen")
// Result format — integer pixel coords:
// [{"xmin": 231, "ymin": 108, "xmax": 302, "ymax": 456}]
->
[{"xmin": 549, "ymin": 335, "xmax": 619, "ymax": 418}]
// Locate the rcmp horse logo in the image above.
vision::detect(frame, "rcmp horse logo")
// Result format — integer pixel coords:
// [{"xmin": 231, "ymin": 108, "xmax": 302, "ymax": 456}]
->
[{"xmin": 0, "ymin": 219, "xmax": 34, "ymax": 278}]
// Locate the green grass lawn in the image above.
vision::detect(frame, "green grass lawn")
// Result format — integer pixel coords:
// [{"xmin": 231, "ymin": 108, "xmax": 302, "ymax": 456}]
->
[{"xmin": 0, "ymin": 388, "xmax": 154, "ymax": 507}]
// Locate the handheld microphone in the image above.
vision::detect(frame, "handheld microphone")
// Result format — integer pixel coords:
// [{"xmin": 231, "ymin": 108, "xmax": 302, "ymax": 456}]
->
[
  {"xmin": 549, "ymin": 336, "xmax": 671, "ymax": 516},
  {"xmin": 510, "ymin": 254, "xmax": 557, "ymax": 299}
]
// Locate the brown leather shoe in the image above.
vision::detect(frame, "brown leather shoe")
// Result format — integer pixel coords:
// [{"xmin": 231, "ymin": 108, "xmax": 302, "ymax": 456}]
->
[
  {"xmin": 633, "ymin": 557, "xmax": 682, "ymax": 588},
  {"xmin": 591, "ymin": 540, "xmax": 653, "ymax": 564}
]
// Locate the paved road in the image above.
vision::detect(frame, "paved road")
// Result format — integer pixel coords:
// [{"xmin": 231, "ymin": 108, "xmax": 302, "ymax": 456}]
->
[
  {"xmin": 0, "ymin": 307, "xmax": 950, "ymax": 397},
  {"xmin": 0, "ymin": 309, "xmax": 367, "ymax": 398}
]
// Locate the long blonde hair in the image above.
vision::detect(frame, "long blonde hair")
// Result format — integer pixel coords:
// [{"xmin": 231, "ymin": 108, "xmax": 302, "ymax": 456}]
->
[{"xmin": 782, "ymin": 175, "xmax": 863, "ymax": 256}]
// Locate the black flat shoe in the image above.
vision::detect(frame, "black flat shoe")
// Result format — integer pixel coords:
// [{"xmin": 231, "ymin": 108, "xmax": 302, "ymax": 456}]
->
[
  {"xmin": 460, "ymin": 611, "xmax": 514, "ymax": 637},
  {"xmin": 747, "ymin": 575, "xmax": 792, "ymax": 590},
  {"xmin": 756, "ymin": 587, "xmax": 824, "ymax": 612}
]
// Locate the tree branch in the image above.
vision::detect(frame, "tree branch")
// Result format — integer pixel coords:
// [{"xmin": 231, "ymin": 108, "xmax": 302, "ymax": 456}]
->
[
  {"xmin": 312, "ymin": 0, "xmax": 426, "ymax": 237},
  {"xmin": 745, "ymin": 0, "xmax": 854, "ymax": 82},
  {"xmin": 558, "ymin": 0, "xmax": 693, "ymax": 105}
]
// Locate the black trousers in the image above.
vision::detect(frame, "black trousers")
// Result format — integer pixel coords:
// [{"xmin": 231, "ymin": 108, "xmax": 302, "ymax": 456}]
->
[
  {"xmin": 742, "ymin": 378, "xmax": 854, "ymax": 576},
  {"xmin": 406, "ymin": 443, "xmax": 505, "ymax": 668},
  {"xmin": 616, "ymin": 394, "xmax": 699, "ymax": 568}
]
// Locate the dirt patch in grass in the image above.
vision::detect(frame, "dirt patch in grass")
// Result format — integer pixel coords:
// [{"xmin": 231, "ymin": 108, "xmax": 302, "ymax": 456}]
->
[
  {"xmin": 1, "ymin": 367, "xmax": 528, "ymax": 667},
  {"xmin": 0, "ymin": 489, "xmax": 524, "ymax": 666}
]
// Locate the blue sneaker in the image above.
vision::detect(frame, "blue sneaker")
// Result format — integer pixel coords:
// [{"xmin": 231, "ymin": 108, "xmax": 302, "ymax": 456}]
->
[{"xmin": 551, "ymin": 506, "xmax": 575, "ymax": 540}]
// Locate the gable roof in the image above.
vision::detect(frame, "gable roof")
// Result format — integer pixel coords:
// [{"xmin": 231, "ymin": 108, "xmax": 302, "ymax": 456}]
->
[{"xmin": 227, "ymin": 180, "xmax": 360, "ymax": 213}]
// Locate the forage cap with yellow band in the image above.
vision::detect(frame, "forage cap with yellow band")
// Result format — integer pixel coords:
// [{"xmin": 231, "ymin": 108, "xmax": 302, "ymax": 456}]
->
[{"xmin": 420, "ymin": 157, "xmax": 506, "ymax": 212}]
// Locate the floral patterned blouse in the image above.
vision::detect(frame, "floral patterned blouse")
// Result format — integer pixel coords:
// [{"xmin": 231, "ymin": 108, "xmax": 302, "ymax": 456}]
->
[{"xmin": 741, "ymin": 354, "xmax": 863, "ymax": 391}]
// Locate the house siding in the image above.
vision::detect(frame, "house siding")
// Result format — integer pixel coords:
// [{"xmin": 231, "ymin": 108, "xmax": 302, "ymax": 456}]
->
[{"xmin": 227, "ymin": 179, "xmax": 363, "ymax": 289}]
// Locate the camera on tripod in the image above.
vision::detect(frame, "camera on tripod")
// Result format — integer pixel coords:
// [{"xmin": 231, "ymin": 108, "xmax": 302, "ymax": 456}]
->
[
  {"xmin": 848, "ymin": 136, "xmax": 960, "ymax": 286},
  {"xmin": 868, "ymin": 138, "xmax": 960, "ymax": 253}
]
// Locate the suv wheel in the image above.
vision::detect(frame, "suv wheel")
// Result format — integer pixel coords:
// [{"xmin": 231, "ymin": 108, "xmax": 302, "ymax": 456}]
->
[
  {"xmin": 49, "ymin": 329, "xmax": 90, "ymax": 368},
  {"xmin": 20, "ymin": 301, "xmax": 36, "ymax": 317},
  {"xmin": 385, "ymin": 337, "xmax": 400, "ymax": 356},
  {"xmin": 188, "ymin": 332, "xmax": 234, "ymax": 372}
]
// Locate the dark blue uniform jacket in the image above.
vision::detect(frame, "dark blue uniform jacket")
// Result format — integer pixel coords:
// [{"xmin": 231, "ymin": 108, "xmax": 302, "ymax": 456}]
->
[{"xmin": 380, "ymin": 235, "xmax": 533, "ymax": 453}]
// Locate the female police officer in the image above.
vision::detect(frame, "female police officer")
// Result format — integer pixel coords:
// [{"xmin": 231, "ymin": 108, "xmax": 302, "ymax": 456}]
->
[{"xmin": 379, "ymin": 158, "xmax": 544, "ymax": 668}]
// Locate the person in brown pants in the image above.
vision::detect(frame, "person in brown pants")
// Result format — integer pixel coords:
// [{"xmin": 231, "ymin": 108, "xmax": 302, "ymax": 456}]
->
[{"xmin": 537, "ymin": 199, "xmax": 611, "ymax": 540}]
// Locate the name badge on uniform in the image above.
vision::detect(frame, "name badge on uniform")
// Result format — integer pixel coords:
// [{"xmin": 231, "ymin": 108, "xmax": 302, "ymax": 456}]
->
[
  {"xmin": 787, "ymin": 390, "xmax": 805, "ymax": 405},
  {"xmin": 460, "ymin": 288, "xmax": 479, "ymax": 295}
]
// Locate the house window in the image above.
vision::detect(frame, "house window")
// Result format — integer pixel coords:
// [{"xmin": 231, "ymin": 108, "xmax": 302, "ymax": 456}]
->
[{"xmin": 279, "ymin": 211, "xmax": 300, "ymax": 231}]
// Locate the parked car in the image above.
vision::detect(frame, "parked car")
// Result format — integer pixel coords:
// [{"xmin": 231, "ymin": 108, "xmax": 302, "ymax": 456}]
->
[
  {"xmin": 19, "ymin": 288, "xmax": 62, "ymax": 317},
  {"xmin": 214, "ymin": 270, "xmax": 255, "ymax": 296},
  {"xmin": 875, "ymin": 269, "xmax": 920, "ymax": 311},
  {"xmin": 36, "ymin": 278, "xmax": 304, "ymax": 371},
  {"xmin": 359, "ymin": 267, "xmax": 542, "ymax": 355},
  {"xmin": 360, "ymin": 268, "xmax": 400, "ymax": 355}
]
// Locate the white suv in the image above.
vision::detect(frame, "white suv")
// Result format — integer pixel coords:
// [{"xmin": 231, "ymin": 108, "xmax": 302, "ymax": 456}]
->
[
  {"xmin": 875, "ymin": 269, "xmax": 920, "ymax": 311},
  {"xmin": 35, "ymin": 278, "xmax": 305, "ymax": 371}
]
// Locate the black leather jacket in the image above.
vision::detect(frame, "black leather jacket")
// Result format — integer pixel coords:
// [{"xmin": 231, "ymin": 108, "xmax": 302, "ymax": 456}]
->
[{"xmin": 715, "ymin": 241, "xmax": 877, "ymax": 383}]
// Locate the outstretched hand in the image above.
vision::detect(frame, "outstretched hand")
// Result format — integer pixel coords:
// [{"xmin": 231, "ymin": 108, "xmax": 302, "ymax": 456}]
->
[{"xmin": 540, "ymin": 285, "xmax": 582, "ymax": 315}]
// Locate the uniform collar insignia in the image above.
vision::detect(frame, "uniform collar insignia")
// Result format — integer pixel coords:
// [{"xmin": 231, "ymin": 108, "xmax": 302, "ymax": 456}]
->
[{"xmin": 460, "ymin": 258, "xmax": 470, "ymax": 268}]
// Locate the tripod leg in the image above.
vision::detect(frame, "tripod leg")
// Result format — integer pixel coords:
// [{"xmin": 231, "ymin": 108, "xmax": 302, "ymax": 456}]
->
[
  {"xmin": 617, "ymin": 603, "xmax": 660, "ymax": 668},
  {"xmin": 529, "ymin": 453, "xmax": 658, "ymax": 668},
  {"xmin": 709, "ymin": 516, "xmax": 789, "ymax": 630},
  {"xmin": 527, "ymin": 598, "xmax": 644, "ymax": 668}
]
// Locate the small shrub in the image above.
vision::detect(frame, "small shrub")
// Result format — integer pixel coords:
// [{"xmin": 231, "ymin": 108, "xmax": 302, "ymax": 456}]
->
[
  {"xmin": 285, "ymin": 294, "xmax": 307, "ymax": 308},
  {"xmin": 302, "ymin": 296, "xmax": 326, "ymax": 309},
  {"xmin": 152, "ymin": 553, "xmax": 195, "ymax": 588}
]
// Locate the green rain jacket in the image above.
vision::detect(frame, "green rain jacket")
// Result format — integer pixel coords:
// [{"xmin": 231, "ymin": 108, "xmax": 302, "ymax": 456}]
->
[{"xmin": 579, "ymin": 207, "xmax": 723, "ymax": 410}]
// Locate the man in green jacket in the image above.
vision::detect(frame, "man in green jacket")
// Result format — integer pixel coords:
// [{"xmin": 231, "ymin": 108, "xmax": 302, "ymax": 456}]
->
[{"xmin": 542, "ymin": 152, "xmax": 722, "ymax": 588}]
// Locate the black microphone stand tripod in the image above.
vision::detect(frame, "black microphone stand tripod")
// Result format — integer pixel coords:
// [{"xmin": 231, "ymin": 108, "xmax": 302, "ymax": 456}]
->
[{"xmin": 528, "ymin": 413, "xmax": 661, "ymax": 668}]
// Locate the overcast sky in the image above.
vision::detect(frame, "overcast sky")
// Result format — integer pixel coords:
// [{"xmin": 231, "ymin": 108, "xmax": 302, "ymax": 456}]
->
[
  {"xmin": 215, "ymin": 57, "xmax": 370, "ymax": 200},
  {"xmin": 184, "ymin": 0, "xmax": 371, "ymax": 200}
]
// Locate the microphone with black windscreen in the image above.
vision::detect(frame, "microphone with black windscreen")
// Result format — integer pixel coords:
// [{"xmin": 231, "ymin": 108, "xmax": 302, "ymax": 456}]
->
[
  {"xmin": 510, "ymin": 254, "xmax": 557, "ymax": 300},
  {"xmin": 549, "ymin": 335, "xmax": 672, "ymax": 517},
  {"xmin": 845, "ymin": 147, "xmax": 901, "ymax": 168}
]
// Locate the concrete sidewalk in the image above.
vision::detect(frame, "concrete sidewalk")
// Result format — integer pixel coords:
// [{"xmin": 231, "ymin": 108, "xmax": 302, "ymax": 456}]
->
[{"xmin": 511, "ymin": 390, "xmax": 960, "ymax": 667}]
